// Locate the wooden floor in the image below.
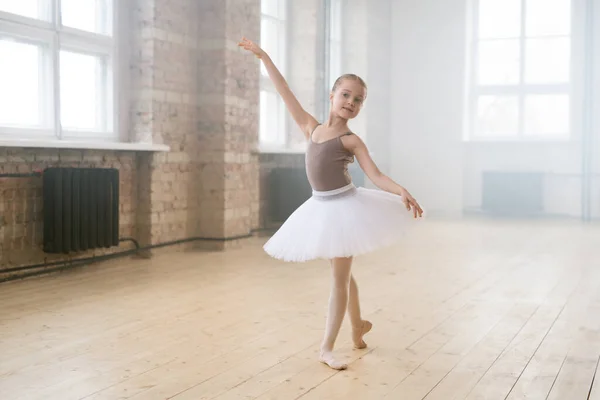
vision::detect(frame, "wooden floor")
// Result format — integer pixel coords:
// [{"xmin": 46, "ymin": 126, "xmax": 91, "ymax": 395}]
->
[{"xmin": 2, "ymin": 218, "xmax": 600, "ymax": 400}]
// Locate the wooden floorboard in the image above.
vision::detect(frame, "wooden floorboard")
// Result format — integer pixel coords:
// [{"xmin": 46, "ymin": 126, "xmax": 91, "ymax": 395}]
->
[{"xmin": 1, "ymin": 218, "xmax": 599, "ymax": 400}]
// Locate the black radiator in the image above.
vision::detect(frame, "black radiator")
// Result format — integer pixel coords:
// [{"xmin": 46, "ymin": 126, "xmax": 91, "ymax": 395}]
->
[
  {"xmin": 482, "ymin": 171, "xmax": 543, "ymax": 216},
  {"xmin": 268, "ymin": 166, "xmax": 365, "ymax": 223},
  {"xmin": 268, "ymin": 168, "xmax": 313, "ymax": 223},
  {"xmin": 43, "ymin": 167, "xmax": 119, "ymax": 254}
]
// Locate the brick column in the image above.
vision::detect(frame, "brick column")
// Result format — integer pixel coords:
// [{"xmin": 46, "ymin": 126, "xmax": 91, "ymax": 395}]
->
[
  {"xmin": 132, "ymin": 0, "xmax": 262, "ymax": 251},
  {"xmin": 131, "ymin": 0, "xmax": 204, "ymax": 249},
  {"xmin": 197, "ymin": 0, "xmax": 260, "ymax": 247}
]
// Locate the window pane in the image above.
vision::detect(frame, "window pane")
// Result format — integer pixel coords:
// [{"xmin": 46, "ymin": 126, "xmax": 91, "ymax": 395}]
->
[
  {"xmin": 476, "ymin": 96, "xmax": 519, "ymax": 136},
  {"xmin": 261, "ymin": 0, "xmax": 282, "ymax": 19},
  {"xmin": 478, "ymin": 39, "xmax": 520, "ymax": 85},
  {"xmin": 0, "ymin": 39, "xmax": 50, "ymax": 128},
  {"xmin": 524, "ymin": 95, "xmax": 569, "ymax": 136},
  {"xmin": 525, "ymin": 38, "xmax": 570, "ymax": 84},
  {"xmin": 0, "ymin": 0, "xmax": 50, "ymax": 21},
  {"xmin": 478, "ymin": 0, "xmax": 521, "ymax": 39},
  {"xmin": 526, "ymin": 0, "xmax": 571, "ymax": 36},
  {"xmin": 330, "ymin": 0, "xmax": 342, "ymax": 41},
  {"xmin": 60, "ymin": 51, "xmax": 107, "ymax": 131},
  {"xmin": 61, "ymin": 0, "xmax": 112, "ymax": 35},
  {"xmin": 329, "ymin": 43, "xmax": 341, "ymax": 90},
  {"xmin": 260, "ymin": 18, "xmax": 282, "ymax": 76},
  {"xmin": 260, "ymin": 91, "xmax": 284, "ymax": 145}
]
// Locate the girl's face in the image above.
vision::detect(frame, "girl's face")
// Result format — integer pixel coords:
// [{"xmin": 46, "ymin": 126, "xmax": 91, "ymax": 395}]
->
[{"xmin": 330, "ymin": 79, "xmax": 366, "ymax": 120}]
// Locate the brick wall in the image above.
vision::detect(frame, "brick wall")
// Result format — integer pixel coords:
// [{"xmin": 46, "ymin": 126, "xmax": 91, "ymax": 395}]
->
[
  {"xmin": 132, "ymin": 0, "xmax": 205, "ymax": 248},
  {"xmin": 196, "ymin": 0, "xmax": 261, "ymax": 245},
  {"xmin": 0, "ymin": 149, "xmax": 137, "ymax": 269},
  {"xmin": 0, "ymin": 0, "xmax": 261, "ymax": 273}
]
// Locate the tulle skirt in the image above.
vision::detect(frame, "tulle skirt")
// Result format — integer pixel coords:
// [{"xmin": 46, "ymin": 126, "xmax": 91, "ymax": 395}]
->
[{"xmin": 263, "ymin": 183, "xmax": 418, "ymax": 262}]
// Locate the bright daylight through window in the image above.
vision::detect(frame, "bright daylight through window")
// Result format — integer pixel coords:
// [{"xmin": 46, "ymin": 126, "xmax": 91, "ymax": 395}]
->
[
  {"xmin": 0, "ymin": 0, "xmax": 117, "ymax": 142},
  {"xmin": 259, "ymin": 0, "xmax": 287, "ymax": 147},
  {"xmin": 469, "ymin": 0, "xmax": 572, "ymax": 140}
]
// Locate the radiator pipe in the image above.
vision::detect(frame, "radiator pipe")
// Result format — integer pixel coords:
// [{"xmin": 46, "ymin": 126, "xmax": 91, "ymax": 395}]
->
[
  {"xmin": 0, "ymin": 230, "xmax": 272, "ymax": 283},
  {"xmin": 0, "ymin": 172, "xmax": 43, "ymax": 178},
  {"xmin": 0, "ymin": 237, "xmax": 141, "ymax": 274}
]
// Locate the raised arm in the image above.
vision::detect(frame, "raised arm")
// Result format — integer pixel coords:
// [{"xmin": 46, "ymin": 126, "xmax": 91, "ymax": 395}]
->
[
  {"xmin": 343, "ymin": 134, "xmax": 424, "ymax": 218},
  {"xmin": 239, "ymin": 37, "xmax": 318, "ymax": 139}
]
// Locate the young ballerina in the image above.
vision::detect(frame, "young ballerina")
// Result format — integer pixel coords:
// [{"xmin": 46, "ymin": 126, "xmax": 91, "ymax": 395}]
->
[{"xmin": 239, "ymin": 37, "xmax": 424, "ymax": 370}]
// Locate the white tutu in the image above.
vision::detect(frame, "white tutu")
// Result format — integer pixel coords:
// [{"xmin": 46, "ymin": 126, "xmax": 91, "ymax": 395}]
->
[{"xmin": 263, "ymin": 183, "xmax": 417, "ymax": 262}]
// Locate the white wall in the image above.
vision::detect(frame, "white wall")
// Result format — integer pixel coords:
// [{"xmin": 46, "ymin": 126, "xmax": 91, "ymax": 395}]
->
[
  {"xmin": 340, "ymin": 0, "xmax": 394, "ymax": 183},
  {"xmin": 390, "ymin": 0, "xmax": 466, "ymax": 217},
  {"xmin": 366, "ymin": 0, "xmax": 392, "ymax": 176},
  {"xmin": 590, "ymin": 0, "xmax": 600, "ymax": 219},
  {"xmin": 341, "ymin": 0, "xmax": 369, "ymax": 141},
  {"xmin": 390, "ymin": 0, "xmax": 600, "ymax": 219}
]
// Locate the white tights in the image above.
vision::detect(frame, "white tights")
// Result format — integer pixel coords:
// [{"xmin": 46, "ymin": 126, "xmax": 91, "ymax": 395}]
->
[{"xmin": 319, "ymin": 257, "xmax": 372, "ymax": 370}]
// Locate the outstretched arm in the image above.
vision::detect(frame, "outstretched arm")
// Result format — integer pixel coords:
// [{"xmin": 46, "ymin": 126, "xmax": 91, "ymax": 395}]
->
[
  {"xmin": 344, "ymin": 134, "xmax": 424, "ymax": 218},
  {"xmin": 238, "ymin": 37, "xmax": 318, "ymax": 139}
]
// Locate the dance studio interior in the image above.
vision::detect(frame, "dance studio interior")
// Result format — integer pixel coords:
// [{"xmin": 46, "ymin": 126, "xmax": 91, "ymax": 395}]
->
[{"xmin": 1, "ymin": 0, "xmax": 600, "ymax": 398}]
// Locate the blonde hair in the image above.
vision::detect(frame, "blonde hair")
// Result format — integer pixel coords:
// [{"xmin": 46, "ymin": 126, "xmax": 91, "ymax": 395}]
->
[{"xmin": 331, "ymin": 74, "xmax": 368, "ymax": 94}]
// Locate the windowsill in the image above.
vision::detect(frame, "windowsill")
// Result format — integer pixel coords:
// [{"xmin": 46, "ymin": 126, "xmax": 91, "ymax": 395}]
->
[
  {"xmin": 254, "ymin": 144, "xmax": 307, "ymax": 155},
  {"xmin": 463, "ymin": 133, "xmax": 573, "ymax": 144},
  {"xmin": 0, "ymin": 138, "xmax": 170, "ymax": 152},
  {"xmin": 464, "ymin": 139, "xmax": 573, "ymax": 144}
]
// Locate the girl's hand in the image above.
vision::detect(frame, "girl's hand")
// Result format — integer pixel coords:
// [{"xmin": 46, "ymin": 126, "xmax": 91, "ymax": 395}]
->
[
  {"xmin": 238, "ymin": 37, "xmax": 266, "ymax": 59},
  {"xmin": 399, "ymin": 188, "xmax": 424, "ymax": 219}
]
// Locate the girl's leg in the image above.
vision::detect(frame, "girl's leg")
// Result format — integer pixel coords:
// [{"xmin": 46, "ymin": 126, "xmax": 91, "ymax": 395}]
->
[
  {"xmin": 348, "ymin": 274, "xmax": 373, "ymax": 349},
  {"xmin": 320, "ymin": 256, "xmax": 352, "ymax": 370}
]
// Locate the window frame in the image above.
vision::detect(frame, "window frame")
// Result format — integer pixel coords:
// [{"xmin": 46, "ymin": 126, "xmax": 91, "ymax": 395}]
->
[
  {"xmin": 0, "ymin": 0, "xmax": 122, "ymax": 144},
  {"xmin": 466, "ymin": 0, "xmax": 576, "ymax": 142}
]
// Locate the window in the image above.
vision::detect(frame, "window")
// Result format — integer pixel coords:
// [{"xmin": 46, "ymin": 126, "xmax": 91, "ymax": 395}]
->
[
  {"xmin": 0, "ymin": 0, "xmax": 118, "ymax": 142},
  {"xmin": 317, "ymin": 0, "xmax": 342, "ymax": 124},
  {"xmin": 467, "ymin": 0, "xmax": 572, "ymax": 140},
  {"xmin": 260, "ymin": 0, "xmax": 287, "ymax": 147},
  {"xmin": 327, "ymin": 0, "xmax": 342, "ymax": 92}
]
